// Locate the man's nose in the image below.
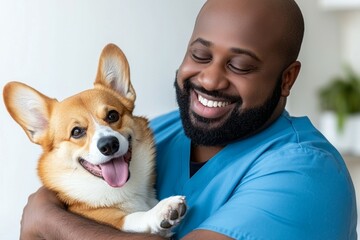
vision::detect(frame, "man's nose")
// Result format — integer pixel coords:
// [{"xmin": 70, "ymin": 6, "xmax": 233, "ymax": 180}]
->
[{"xmin": 198, "ymin": 62, "xmax": 229, "ymax": 91}]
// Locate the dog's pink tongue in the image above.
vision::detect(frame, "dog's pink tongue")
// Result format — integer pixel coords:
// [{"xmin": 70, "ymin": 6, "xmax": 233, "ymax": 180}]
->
[{"xmin": 100, "ymin": 157, "xmax": 129, "ymax": 188}]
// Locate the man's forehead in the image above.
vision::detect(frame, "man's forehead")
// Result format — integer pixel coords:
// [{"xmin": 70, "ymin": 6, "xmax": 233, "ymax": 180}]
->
[
  {"xmin": 198, "ymin": 0, "xmax": 288, "ymax": 25},
  {"xmin": 193, "ymin": 0, "xmax": 287, "ymax": 51}
]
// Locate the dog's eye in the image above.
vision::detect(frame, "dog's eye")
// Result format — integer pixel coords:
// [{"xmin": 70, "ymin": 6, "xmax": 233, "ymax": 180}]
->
[
  {"xmin": 106, "ymin": 110, "xmax": 119, "ymax": 123},
  {"xmin": 71, "ymin": 127, "xmax": 86, "ymax": 139}
]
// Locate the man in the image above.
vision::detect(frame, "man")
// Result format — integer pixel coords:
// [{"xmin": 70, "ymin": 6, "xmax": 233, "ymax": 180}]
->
[{"xmin": 20, "ymin": 0, "xmax": 357, "ymax": 239}]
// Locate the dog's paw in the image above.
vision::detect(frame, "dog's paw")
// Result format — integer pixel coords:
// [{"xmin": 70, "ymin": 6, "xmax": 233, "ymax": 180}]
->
[
  {"xmin": 158, "ymin": 196, "xmax": 187, "ymax": 229},
  {"xmin": 149, "ymin": 196, "xmax": 187, "ymax": 237}
]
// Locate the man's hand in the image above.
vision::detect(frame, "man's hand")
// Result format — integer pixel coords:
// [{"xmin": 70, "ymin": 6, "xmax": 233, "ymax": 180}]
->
[{"xmin": 20, "ymin": 186, "xmax": 64, "ymax": 240}]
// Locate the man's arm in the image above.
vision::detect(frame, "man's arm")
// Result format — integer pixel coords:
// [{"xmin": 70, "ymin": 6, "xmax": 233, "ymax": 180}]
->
[
  {"xmin": 20, "ymin": 187, "xmax": 166, "ymax": 240},
  {"xmin": 20, "ymin": 187, "xmax": 232, "ymax": 240},
  {"xmin": 182, "ymin": 230, "xmax": 233, "ymax": 240}
]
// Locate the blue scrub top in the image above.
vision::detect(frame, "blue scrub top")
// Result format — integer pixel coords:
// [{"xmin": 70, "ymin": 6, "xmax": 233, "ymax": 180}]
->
[{"xmin": 150, "ymin": 110, "xmax": 357, "ymax": 240}]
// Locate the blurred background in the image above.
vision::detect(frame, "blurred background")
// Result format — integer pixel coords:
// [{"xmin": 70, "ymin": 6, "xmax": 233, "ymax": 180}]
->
[{"xmin": 0, "ymin": 0, "xmax": 359, "ymax": 238}]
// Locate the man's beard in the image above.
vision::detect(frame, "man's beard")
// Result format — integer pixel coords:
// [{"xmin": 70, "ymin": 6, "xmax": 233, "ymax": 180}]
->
[{"xmin": 175, "ymin": 75, "xmax": 282, "ymax": 146}]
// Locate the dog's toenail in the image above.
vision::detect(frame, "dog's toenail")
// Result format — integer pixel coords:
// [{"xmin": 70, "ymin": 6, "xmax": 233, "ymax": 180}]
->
[{"xmin": 179, "ymin": 203, "xmax": 187, "ymax": 217}]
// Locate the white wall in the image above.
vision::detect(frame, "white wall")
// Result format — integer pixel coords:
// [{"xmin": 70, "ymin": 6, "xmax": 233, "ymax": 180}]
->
[
  {"xmin": 288, "ymin": 0, "xmax": 342, "ymax": 125},
  {"xmin": 290, "ymin": 1, "xmax": 360, "ymax": 127},
  {"xmin": 0, "ymin": 1, "xmax": 205, "ymax": 238},
  {"xmin": 341, "ymin": 11, "xmax": 360, "ymax": 73}
]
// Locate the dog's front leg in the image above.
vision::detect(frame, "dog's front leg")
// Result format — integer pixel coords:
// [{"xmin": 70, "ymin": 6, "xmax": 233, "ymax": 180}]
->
[{"xmin": 122, "ymin": 196, "xmax": 186, "ymax": 237}]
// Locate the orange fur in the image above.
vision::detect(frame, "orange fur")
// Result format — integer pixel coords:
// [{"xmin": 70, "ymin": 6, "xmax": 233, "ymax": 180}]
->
[{"xmin": 3, "ymin": 44, "xmax": 157, "ymax": 230}]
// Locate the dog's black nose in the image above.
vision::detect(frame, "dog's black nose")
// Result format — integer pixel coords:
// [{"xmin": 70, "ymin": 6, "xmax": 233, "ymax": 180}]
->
[{"xmin": 97, "ymin": 136, "xmax": 120, "ymax": 156}]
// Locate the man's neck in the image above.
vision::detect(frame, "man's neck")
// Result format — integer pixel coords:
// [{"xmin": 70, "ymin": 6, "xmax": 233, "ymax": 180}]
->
[{"xmin": 190, "ymin": 144, "xmax": 224, "ymax": 163}]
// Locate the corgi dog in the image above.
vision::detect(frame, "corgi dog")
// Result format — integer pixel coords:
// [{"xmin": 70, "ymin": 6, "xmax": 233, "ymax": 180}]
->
[{"xmin": 3, "ymin": 43, "xmax": 186, "ymax": 237}]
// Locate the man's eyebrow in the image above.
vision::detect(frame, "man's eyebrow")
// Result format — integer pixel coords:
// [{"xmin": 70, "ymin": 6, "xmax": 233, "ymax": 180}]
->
[
  {"xmin": 230, "ymin": 47, "xmax": 261, "ymax": 62},
  {"xmin": 190, "ymin": 37, "xmax": 261, "ymax": 62},
  {"xmin": 190, "ymin": 38, "xmax": 212, "ymax": 47}
]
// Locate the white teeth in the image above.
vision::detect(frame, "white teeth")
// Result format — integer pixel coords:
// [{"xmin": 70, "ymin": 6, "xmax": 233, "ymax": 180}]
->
[{"xmin": 198, "ymin": 94, "xmax": 230, "ymax": 108}]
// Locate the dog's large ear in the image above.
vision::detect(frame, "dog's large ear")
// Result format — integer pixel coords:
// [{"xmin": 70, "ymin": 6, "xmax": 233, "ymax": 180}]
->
[
  {"xmin": 94, "ymin": 44, "xmax": 136, "ymax": 103},
  {"xmin": 3, "ymin": 82, "xmax": 56, "ymax": 145}
]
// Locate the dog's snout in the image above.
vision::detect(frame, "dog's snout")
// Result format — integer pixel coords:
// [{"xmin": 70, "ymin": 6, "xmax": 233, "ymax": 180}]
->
[{"xmin": 97, "ymin": 136, "xmax": 120, "ymax": 156}]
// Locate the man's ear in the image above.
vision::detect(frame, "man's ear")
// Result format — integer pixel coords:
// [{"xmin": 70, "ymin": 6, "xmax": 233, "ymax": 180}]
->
[
  {"xmin": 94, "ymin": 43, "xmax": 136, "ymax": 103},
  {"xmin": 281, "ymin": 61, "xmax": 301, "ymax": 97}
]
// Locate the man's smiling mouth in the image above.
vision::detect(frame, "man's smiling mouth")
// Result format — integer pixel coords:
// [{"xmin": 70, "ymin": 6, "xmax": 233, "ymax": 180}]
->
[
  {"xmin": 191, "ymin": 90, "xmax": 238, "ymax": 120},
  {"xmin": 197, "ymin": 94, "xmax": 231, "ymax": 108}
]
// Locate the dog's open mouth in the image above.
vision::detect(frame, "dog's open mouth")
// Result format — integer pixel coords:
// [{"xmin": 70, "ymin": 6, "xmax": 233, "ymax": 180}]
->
[{"xmin": 79, "ymin": 148, "xmax": 132, "ymax": 188}]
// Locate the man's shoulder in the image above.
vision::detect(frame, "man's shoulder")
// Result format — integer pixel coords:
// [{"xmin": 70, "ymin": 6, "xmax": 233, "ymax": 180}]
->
[
  {"xmin": 149, "ymin": 110, "xmax": 184, "ymax": 143},
  {"xmin": 149, "ymin": 110, "xmax": 181, "ymax": 130}
]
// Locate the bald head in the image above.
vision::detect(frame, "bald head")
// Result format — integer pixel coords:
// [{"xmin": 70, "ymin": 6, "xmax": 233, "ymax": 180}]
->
[{"xmin": 194, "ymin": 0, "xmax": 304, "ymax": 67}]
